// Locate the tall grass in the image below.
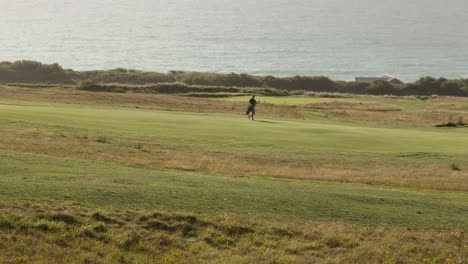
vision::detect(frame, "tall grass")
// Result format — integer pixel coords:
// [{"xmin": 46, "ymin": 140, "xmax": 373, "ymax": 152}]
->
[{"xmin": 0, "ymin": 202, "xmax": 465, "ymax": 264}]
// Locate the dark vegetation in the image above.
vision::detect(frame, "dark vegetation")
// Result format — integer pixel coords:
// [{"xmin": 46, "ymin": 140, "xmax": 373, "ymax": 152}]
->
[
  {"xmin": 2, "ymin": 60, "xmax": 468, "ymax": 96},
  {"xmin": 1, "ymin": 202, "xmax": 465, "ymax": 263}
]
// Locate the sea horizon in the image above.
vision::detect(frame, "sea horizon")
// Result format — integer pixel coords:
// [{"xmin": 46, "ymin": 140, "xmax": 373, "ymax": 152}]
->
[{"xmin": 2, "ymin": 0, "xmax": 468, "ymax": 82}]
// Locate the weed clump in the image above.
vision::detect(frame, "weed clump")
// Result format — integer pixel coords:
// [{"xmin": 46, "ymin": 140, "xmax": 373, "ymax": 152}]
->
[
  {"xmin": 450, "ymin": 163, "xmax": 462, "ymax": 171},
  {"xmin": 321, "ymin": 234, "xmax": 359, "ymax": 249},
  {"xmin": 134, "ymin": 143, "xmax": 143, "ymax": 150},
  {"xmin": 49, "ymin": 213, "xmax": 79, "ymax": 225},
  {"xmin": 122, "ymin": 233, "xmax": 142, "ymax": 251},
  {"xmin": 172, "ymin": 215, "xmax": 198, "ymax": 225},
  {"xmin": 145, "ymin": 220, "xmax": 174, "ymax": 231},
  {"xmin": 92, "ymin": 224, "xmax": 108, "ymax": 233},
  {"xmin": 96, "ymin": 136, "xmax": 108, "ymax": 143},
  {"xmin": 322, "ymin": 235, "xmax": 344, "ymax": 248},
  {"xmin": 0, "ymin": 218, "xmax": 15, "ymax": 230},
  {"xmin": 203, "ymin": 230, "xmax": 235, "ymax": 249},
  {"xmin": 92, "ymin": 211, "xmax": 114, "ymax": 223},
  {"xmin": 34, "ymin": 219, "xmax": 64, "ymax": 232},
  {"xmin": 224, "ymin": 225, "xmax": 254, "ymax": 236}
]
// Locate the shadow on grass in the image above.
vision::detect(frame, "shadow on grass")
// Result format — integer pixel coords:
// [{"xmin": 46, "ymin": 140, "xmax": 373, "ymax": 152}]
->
[
  {"xmin": 434, "ymin": 122, "xmax": 467, "ymax": 128},
  {"xmin": 256, "ymin": 120, "xmax": 277, "ymax": 124}
]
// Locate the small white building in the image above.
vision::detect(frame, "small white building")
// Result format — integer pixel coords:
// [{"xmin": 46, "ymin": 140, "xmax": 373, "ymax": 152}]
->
[{"xmin": 354, "ymin": 74, "xmax": 403, "ymax": 84}]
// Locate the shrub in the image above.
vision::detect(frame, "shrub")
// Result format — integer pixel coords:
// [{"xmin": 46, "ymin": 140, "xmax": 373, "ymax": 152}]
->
[
  {"xmin": 3, "ymin": 60, "xmax": 468, "ymax": 97},
  {"xmin": 322, "ymin": 235, "xmax": 343, "ymax": 248},
  {"xmin": 0, "ymin": 60, "xmax": 71, "ymax": 83},
  {"xmin": 146, "ymin": 83, "xmax": 191, "ymax": 93},
  {"xmin": 79, "ymin": 68, "xmax": 175, "ymax": 84},
  {"xmin": 367, "ymin": 80, "xmax": 403, "ymax": 95},
  {"xmin": 180, "ymin": 72, "xmax": 262, "ymax": 87},
  {"xmin": 260, "ymin": 88, "xmax": 290, "ymax": 96},
  {"xmin": 185, "ymin": 93, "xmax": 233, "ymax": 98},
  {"xmin": 263, "ymin": 75, "xmax": 336, "ymax": 92},
  {"xmin": 336, "ymin": 81, "xmax": 369, "ymax": 94}
]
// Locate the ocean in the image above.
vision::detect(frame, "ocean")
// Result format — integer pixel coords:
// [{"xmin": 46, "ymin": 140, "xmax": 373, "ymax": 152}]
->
[{"xmin": 1, "ymin": 0, "xmax": 468, "ymax": 81}]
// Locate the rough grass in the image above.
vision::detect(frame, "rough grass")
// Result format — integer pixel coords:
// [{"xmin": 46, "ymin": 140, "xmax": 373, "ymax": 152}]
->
[
  {"xmin": 222, "ymin": 95, "xmax": 468, "ymax": 127},
  {"xmin": 0, "ymin": 202, "xmax": 465, "ymax": 264}
]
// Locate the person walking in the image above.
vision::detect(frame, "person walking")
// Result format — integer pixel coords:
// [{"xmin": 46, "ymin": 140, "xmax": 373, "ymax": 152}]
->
[{"xmin": 246, "ymin": 95, "xmax": 259, "ymax": 120}]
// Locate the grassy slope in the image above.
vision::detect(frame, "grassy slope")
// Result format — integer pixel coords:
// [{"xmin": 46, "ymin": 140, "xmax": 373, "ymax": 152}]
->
[
  {"xmin": 1, "ymin": 150, "xmax": 467, "ymax": 230},
  {"xmin": 1, "ymin": 98, "xmax": 467, "ymax": 191},
  {"xmin": 0, "ymin": 89, "xmax": 467, "ymax": 263}
]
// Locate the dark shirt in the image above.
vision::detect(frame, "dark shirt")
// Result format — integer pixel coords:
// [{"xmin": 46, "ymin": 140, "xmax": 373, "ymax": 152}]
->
[{"xmin": 249, "ymin": 98, "xmax": 257, "ymax": 106}]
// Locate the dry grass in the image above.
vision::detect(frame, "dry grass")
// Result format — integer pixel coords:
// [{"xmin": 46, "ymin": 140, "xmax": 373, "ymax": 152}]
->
[
  {"xmin": 327, "ymin": 109, "xmax": 465, "ymax": 127},
  {"xmin": 0, "ymin": 202, "xmax": 465, "ymax": 264},
  {"xmin": 302, "ymin": 101, "xmax": 403, "ymax": 112},
  {"xmin": 301, "ymin": 100, "xmax": 467, "ymax": 127},
  {"xmin": 0, "ymin": 126, "xmax": 466, "ymax": 191}
]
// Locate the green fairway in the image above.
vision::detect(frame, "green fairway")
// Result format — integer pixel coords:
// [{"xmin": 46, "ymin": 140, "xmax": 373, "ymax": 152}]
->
[
  {"xmin": 1, "ymin": 150, "xmax": 467, "ymax": 230},
  {"xmin": 1, "ymin": 100, "xmax": 468, "ymax": 156}
]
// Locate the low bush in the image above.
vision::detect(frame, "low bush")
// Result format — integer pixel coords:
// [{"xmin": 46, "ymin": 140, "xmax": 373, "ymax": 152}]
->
[
  {"xmin": 3, "ymin": 61, "xmax": 468, "ymax": 97},
  {"xmin": 0, "ymin": 61, "xmax": 72, "ymax": 83}
]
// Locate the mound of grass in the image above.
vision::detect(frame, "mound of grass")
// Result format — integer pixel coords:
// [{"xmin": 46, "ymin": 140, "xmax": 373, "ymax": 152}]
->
[{"xmin": 0, "ymin": 202, "xmax": 465, "ymax": 264}]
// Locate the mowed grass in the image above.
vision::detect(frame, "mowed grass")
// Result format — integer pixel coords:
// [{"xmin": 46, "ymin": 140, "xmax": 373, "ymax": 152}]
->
[
  {"xmin": 0, "ymin": 99, "xmax": 468, "ymax": 190},
  {"xmin": 1, "ymin": 150, "xmax": 467, "ymax": 229},
  {"xmin": 2, "ymin": 100, "xmax": 468, "ymax": 154},
  {"xmin": 0, "ymin": 89, "xmax": 467, "ymax": 263}
]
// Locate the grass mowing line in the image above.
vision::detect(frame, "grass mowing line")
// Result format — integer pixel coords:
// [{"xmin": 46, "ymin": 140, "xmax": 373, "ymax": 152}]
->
[{"xmin": 1, "ymin": 150, "xmax": 467, "ymax": 230}]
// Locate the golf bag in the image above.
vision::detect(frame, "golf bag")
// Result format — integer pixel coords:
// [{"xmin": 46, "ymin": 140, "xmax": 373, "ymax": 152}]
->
[{"xmin": 246, "ymin": 105, "xmax": 253, "ymax": 115}]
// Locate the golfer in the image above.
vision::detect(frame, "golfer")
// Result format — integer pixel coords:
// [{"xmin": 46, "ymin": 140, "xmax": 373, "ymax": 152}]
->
[{"xmin": 246, "ymin": 95, "xmax": 259, "ymax": 120}]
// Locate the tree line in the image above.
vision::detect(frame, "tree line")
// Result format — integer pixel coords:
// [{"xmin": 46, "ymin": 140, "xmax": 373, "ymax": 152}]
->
[{"xmin": 2, "ymin": 60, "xmax": 468, "ymax": 96}]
